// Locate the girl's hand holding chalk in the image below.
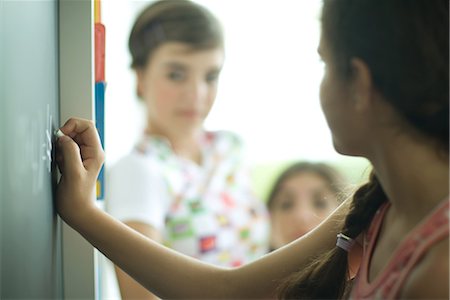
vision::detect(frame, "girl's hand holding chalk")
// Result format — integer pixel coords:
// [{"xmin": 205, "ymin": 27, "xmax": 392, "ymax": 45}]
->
[{"xmin": 55, "ymin": 118, "xmax": 104, "ymax": 224}]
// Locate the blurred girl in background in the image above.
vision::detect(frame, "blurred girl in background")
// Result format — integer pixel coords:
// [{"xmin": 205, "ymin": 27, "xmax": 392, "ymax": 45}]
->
[
  {"xmin": 266, "ymin": 162, "xmax": 346, "ymax": 251},
  {"xmin": 106, "ymin": 0, "xmax": 268, "ymax": 298}
]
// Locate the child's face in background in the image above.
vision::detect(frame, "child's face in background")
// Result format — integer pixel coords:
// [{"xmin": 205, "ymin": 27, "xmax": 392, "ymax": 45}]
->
[
  {"xmin": 269, "ymin": 172, "xmax": 339, "ymax": 249},
  {"xmin": 137, "ymin": 42, "xmax": 224, "ymax": 138}
]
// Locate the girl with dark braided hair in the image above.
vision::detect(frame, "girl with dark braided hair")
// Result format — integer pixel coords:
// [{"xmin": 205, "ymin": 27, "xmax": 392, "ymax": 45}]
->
[{"xmin": 55, "ymin": 0, "xmax": 448, "ymax": 298}]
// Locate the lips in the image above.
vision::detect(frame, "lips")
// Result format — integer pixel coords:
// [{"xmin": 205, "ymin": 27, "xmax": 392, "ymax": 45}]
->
[{"xmin": 177, "ymin": 110, "xmax": 201, "ymax": 118}]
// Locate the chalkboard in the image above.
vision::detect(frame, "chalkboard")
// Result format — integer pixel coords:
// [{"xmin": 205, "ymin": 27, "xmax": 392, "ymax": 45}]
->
[{"xmin": 0, "ymin": 0, "xmax": 63, "ymax": 298}]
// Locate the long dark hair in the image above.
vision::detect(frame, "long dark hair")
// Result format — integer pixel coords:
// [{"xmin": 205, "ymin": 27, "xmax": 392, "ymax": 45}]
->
[{"xmin": 278, "ymin": 0, "xmax": 449, "ymax": 298}]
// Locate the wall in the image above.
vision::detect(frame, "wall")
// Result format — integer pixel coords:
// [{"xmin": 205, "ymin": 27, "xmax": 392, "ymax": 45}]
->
[
  {"xmin": 0, "ymin": 0, "xmax": 63, "ymax": 298},
  {"xmin": 0, "ymin": 1, "xmax": 97, "ymax": 298}
]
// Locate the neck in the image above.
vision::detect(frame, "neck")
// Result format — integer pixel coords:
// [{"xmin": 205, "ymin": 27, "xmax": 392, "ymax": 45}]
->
[
  {"xmin": 368, "ymin": 135, "xmax": 448, "ymax": 225},
  {"xmin": 171, "ymin": 134, "xmax": 203, "ymax": 164},
  {"xmin": 145, "ymin": 125, "xmax": 203, "ymax": 164}
]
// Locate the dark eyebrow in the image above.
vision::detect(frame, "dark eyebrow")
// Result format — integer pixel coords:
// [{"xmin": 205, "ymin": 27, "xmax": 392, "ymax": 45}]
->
[
  {"xmin": 311, "ymin": 186, "xmax": 330, "ymax": 194},
  {"xmin": 164, "ymin": 62, "xmax": 187, "ymax": 70},
  {"xmin": 207, "ymin": 66, "xmax": 222, "ymax": 74},
  {"xmin": 163, "ymin": 62, "xmax": 223, "ymax": 74}
]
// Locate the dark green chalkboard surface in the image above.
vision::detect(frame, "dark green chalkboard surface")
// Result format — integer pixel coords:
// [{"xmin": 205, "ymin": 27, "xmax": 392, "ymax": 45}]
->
[{"xmin": 0, "ymin": 0, "xmax": 63, "ymax": 298}]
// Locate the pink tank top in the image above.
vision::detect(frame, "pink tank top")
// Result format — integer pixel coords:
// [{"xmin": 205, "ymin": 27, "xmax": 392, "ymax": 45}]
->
[{"xmin": 351, "ymin": 198, "xmax": 449, "ymax": 299}]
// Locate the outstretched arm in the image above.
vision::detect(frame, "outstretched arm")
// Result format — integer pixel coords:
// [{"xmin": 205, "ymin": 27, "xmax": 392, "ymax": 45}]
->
[
  {"xmin": 56, "ymin": 118, "xmax": 351, "ymax": 299},
  {"xmin": 115, "ymin": 221, "xmax": 162, "ymax": 300}
]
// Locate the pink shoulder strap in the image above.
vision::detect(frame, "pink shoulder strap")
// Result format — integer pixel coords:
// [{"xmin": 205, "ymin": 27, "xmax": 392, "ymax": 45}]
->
[{"xmin": 387, "ymin": 199, "xmax": 449, "ymax": 298}]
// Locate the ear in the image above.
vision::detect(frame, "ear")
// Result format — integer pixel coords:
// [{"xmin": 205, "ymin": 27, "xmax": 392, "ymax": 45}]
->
[
  {"xmin": 135, "ymin": 68, "xmax": 145, "ymax": 99},
  {"xmin": 349, "ymin": 58, "xmax": 373, "ymax": 112}
]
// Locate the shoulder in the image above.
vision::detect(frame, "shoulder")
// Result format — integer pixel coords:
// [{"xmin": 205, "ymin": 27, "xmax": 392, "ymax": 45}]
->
[
  {"xmin": 109, "ymin": 153, "xmax": 145, "ymax": 172},
  {"xmin": 108, "ymin": 151, "xmax": 162, "ymax": 180},
  {"xmin": 400, "ymin": 237, "xmax": 449, "ymax": 299}
]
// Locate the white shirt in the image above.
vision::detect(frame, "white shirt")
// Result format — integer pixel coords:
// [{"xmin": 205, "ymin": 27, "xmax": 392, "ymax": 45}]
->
[{"xmin": 106, "ymin": 130, "xmax": 269, "ymax": 267}]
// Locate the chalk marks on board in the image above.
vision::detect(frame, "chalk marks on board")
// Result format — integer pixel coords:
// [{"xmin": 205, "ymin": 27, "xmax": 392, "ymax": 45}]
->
[{"xmin": 8, "ymin": 104, "xmax": 56, "ymax": 195}]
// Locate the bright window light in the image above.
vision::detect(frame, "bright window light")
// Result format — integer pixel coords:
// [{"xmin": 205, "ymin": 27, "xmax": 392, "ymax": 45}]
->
[{"xmin": 103, "ymin": 0, "xmax": 367, "ymax": 170}]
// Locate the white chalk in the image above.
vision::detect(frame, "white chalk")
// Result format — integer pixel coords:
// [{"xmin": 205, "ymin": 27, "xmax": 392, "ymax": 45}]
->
[{"xmin": 55, "ymin": 129, "xmax": 66, "ymax": 138}]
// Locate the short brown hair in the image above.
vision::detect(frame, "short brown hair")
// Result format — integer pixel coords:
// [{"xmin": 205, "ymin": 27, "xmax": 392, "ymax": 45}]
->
[{"xmin": 128, "ymin": 0, "xmax": 224, "ymax": 69}]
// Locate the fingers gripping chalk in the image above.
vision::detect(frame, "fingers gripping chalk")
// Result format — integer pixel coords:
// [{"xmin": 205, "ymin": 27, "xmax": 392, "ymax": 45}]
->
[{"xmin": 55, "ymin": 129, "xmax": 66, "ymax": 139}]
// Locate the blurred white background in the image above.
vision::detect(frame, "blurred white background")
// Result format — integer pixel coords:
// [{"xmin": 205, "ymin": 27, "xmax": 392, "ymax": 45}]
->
[
  {"xmin": 99, "ymin": 2, "xmax": 369, "ymax": 298},
  {"xmin": 102, "ymin": 0, "xmax": 353, "ymax": 168}
]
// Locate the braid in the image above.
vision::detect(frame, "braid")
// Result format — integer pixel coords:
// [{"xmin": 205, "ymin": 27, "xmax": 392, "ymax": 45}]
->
[
  {"xmin": 277, "ymin": 171, "xmax": 386, "ymax": 299},
  {"xmin": 277, "ymin": 0, "xmax": 447, "ymax": 297}
]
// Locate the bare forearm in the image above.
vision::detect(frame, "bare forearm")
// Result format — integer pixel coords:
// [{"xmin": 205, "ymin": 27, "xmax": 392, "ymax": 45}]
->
[
  {"xmin": 62, "ymin": 197, "xmax": 350, "ymax": 299},
  {"xmin": 65, "ymin": 207, "xmax": 231, "ymax": 298},
  {"xmin": 116, "ymin": 222, "xmax": 163, "ymax": 300},
  {"xmin": 55, "ymin": 119, "xmax": 236, "ymax": 297}
]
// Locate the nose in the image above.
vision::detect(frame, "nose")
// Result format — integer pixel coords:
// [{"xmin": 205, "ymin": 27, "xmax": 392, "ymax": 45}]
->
[
  {"xmin": 184, "ymin": 78, "xmax": 208, "ymax": 106},
  {"xmin": 291, "ymin": 204, "xmax": 319, "ymax": 229},
  {"xmin": 296, "ymin": 209, "xmax": 316, "ymax": 222}
]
